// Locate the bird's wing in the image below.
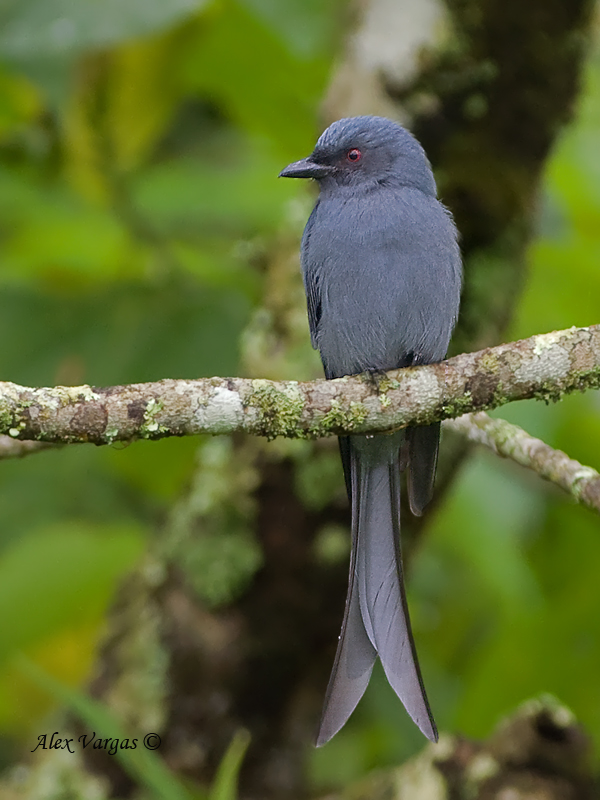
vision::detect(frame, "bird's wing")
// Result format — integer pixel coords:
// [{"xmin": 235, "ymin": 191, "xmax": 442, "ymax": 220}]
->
[
  {"xmin": 300, "ymin": 202, "xmax": 322, "ymax": 349},
  {"xmin": 305, "ymin": 272, "xmax": 322, "ymax": 350}
]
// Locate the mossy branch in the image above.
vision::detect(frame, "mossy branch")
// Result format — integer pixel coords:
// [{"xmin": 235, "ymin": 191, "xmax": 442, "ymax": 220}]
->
[
  {"xmin": 446, "ymin": 412, "xmax": 600, "ymax": 513},
  {"xmin": 0, "ymin": 324, "xmax": 598, "ymax": 449}
]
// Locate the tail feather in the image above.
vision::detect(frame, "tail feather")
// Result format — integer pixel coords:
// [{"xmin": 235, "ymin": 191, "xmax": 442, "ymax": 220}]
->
[
  {"xmin": 315, "ymin": 566, "xmax": 377, "ymax": 746},
  {"xmin": 316, "ymin": 451, "xmax": 376, "ymax": 746},
  {"xmin": 317, "ymin": 435, "xmax": 437, "ymax": 746},
  {"xmin": 406, "ymin": 423, "xmax": 440, "ymax": 516}
]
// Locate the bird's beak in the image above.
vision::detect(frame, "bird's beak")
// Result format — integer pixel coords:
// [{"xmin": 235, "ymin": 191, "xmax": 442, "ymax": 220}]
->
[{"xmin": 279, "ymin": 157, "xmax": 333, "ymax": 179}]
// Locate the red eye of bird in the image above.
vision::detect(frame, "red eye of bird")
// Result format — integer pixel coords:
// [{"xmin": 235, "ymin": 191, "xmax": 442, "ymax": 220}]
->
[{"xmin": 347, "ymin": 148, "xmax": 362, "ymax": 162}]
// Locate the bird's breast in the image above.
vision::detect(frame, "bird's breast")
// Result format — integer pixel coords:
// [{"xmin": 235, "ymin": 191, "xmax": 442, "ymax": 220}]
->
[{"xmin": 305, "ymin": 188, "xmax": 461, "ymax": 377}]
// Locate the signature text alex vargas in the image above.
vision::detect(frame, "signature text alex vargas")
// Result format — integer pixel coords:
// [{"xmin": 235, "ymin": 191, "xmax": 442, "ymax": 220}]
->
[{"xmin": 31, "ymin": 731, "xmax": 161, "ymax": 755}]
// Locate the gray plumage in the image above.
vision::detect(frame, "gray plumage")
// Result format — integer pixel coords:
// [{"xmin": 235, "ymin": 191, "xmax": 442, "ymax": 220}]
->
[{"xmin": 280, "ymin": 116, "xmax": 462, "ymax": 746}]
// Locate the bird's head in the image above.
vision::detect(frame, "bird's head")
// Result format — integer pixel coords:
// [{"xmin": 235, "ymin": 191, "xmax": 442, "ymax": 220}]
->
[{"xmin": 279, "ymin": 116, "xmax": 436, "ymax": 196}]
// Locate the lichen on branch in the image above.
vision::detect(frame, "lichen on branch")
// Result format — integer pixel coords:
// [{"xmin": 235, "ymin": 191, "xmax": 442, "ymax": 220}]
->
[
  {"xmin": 0, "ymin": 324, "xmax": 598, "ymax": 447},
  {"xmin": 446, "ymin": 412, "xmax": 600, "ymax": 514}
]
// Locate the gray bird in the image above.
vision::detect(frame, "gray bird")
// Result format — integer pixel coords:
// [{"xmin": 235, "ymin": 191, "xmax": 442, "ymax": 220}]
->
[{"xmin": 280, "ymin": 116, "xmax": 462, "ymax": 746}]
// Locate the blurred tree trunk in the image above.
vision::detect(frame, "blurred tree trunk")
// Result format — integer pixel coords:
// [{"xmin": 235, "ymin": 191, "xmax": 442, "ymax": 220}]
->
[{"xmin": 66, "ymin": 0, "xmax": 596, "ymax": 799}]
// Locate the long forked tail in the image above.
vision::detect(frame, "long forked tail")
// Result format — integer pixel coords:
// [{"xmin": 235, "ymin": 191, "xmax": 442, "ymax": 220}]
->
[{"xmin": 316, "ymin": 435, "xmax": 437, "ymax": 746}]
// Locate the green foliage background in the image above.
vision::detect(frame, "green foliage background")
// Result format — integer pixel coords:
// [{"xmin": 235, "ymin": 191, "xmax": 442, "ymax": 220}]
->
[{"xmin": 0, "ymin": 0, "xmax": 599, "ymax": 792}]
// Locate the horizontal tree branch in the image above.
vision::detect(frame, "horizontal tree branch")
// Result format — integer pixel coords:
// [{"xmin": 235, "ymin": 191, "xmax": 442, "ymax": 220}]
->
[
  {"xmin": 0, "ymin": 324, "xmax": 598, "ymax": 446},
  {"xmin": 446, "ymin": 412, "xmax": 600, "ymax": 514}
]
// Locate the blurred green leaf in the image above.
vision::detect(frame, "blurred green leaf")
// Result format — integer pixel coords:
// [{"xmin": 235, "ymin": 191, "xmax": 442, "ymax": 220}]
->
[
  {"xmin": 0, "ymin": 522, "xmax": 144, "ymax": 664},
  {"xmin": 513, "ymin": 54, "xmax": 600, "ymax": 340},
  {"xmin": 0, "ymin": 0, "xmax": 207, "ymax": 59},
  {"xmin": 102, "ymin": 436, "xmax": 200, "ymax": 504},
  {"xmin": 133, "ymin": 144, "xmax": 300, "ymax": 238},
  {"xmin": 0, "ymin": 282, "xmax": 249, "ymax": 386},
  {"xmin": 106, "ymin": 31, "xmax": 191, "ymax": 171},
  {"xmin": 208, "ymin": 729, "xmax": 250, "ymax": 800},
  {"xmin": 241, "ymin": 0, "xmax": 342, "ymax": 57},
  {"xmin": 454, "ymin": 500, "xmax": 600, "ymax": 737},
  {"xmin": 0, "ymin": 65, "xmax": 41, "ymax": 136},
  {"xmin": 179, "ymin": 0, "xmax": 327, "ymax": 156},
  {"xmin": 430, "ymin": 453, "xmax": 544, "ymax": 618}
]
